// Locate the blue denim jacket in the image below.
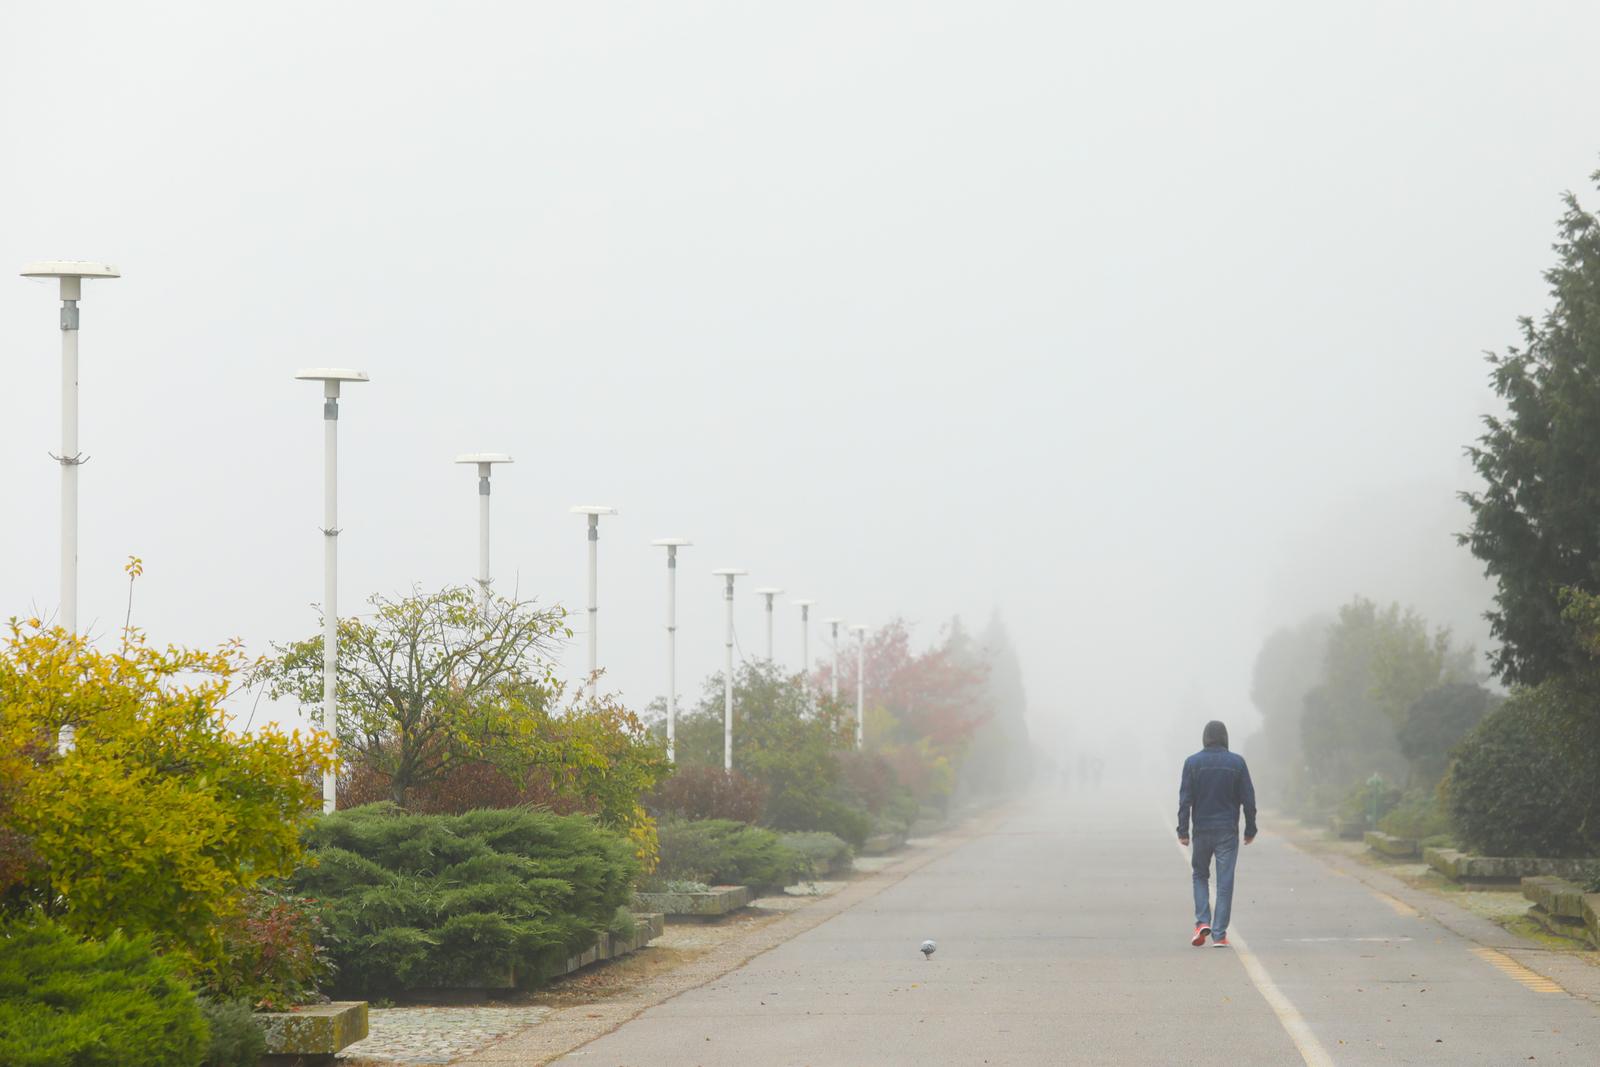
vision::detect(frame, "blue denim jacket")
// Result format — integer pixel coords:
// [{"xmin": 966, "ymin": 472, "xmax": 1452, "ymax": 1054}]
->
[{"xmin": 1177, "ymin": 745, "xmax": 1257, "ymax": 838}]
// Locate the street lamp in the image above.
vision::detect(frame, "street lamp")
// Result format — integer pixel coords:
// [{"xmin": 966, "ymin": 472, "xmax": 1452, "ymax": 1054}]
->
[
  {"xmin": 20, "ymin": 261, "xmax": 119, "ymax": 644},
  {"xmin": 823, "ymin": 617, "xmax": 843, "ymax": 702},
  {"xmin": 454, "ymin": 453, "xmax": 512, "ymax": 611},
  {"xmin": 712, "ymin": 568, "xmax": 747, "ymax": 770},
  {"xmin": 652, "ymin": 538, "xmax": 691, "ymax": 762},
  {"xmin": 792, "ymin": 599, "xmax": 815, "ymax": 691},
  {"xmin": 570, "ymin": 506, "xmax": 617, "ymax": 699},
  {"xmin": 850, "ymin": 623, "xmax": 869, "ymax": 750},
  {"xmin": 295, "ymin": 367, "xmax": 369, "ymax": 814},
  {"xmin": 753, "ymin": 587, "xmax": 784, "ymax": 662}
]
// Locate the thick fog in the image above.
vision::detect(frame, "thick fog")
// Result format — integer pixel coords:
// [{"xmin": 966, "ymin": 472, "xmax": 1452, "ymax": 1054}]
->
[{"xmin": 4, "ymin": 2, "xmax": 1595, "ymax": 765}]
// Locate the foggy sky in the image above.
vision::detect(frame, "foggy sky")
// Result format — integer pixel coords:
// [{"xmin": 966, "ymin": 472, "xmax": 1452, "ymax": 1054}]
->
[{"xmin": 4, "ymin": 2, "xmax": 1593, "ymax": 754}]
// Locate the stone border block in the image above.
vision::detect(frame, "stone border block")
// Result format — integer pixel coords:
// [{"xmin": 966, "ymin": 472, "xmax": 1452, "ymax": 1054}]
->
[
  {"xmin": 1328, "ymin": 814, "xmax": 1366, "ymax": 840},
  {"xmin": 257, "ymin": 1001, "xmax": 368, "ymax": 1059},
  {"xmin": 634, "ymin": 884, "xmax": 753, "ymax": 918},
  {"xmin": 1521, "ymin": 875, "xmax": 1587, "ymax": 921},
  {"xmin": 1582, "ymin": 893, "xmax": 1600, "ymax": 949},
  {"xmin": 1364, "ymin": 830, "xmax": 1418, "ymax": 858},
  {"xmin": 1426, "ymin": 846, "xmax": 1594, "ymax": 884},
  {"xmin": 862, "ymin": 830, "xmax": 908, "ymax": 855}
]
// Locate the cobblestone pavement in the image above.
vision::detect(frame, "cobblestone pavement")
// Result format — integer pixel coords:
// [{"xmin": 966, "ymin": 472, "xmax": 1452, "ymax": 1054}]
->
[{"xmin": 344, "ymin": 1005, "xmax": 552, "ymax": 1066}]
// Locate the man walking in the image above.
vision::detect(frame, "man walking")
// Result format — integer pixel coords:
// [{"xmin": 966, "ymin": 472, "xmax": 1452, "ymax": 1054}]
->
[{"xmin": 1176, "ymin": 720, "xmax": 1256, "ymax": 948}]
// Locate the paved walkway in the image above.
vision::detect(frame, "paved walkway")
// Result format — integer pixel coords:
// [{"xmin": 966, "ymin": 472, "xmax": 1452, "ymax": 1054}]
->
[{"xmin": 520, "ymin": 785, "xmax": 1600, "ymax": 1065}]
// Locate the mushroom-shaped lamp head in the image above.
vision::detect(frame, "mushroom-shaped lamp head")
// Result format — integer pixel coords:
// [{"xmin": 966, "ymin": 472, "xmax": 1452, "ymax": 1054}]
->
[
  {"xmin": 21, "ymin": 261, "xmax": 120, "ymax": 280},
  {"xmin": 295, "ymin": 367, "xmax": 369, "ymax": 397}
]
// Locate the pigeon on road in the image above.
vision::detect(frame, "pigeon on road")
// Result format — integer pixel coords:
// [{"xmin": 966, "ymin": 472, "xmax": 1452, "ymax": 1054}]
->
[{"xmin": 920, "ymin": 939, "xmax": 937, "ymax": 959}]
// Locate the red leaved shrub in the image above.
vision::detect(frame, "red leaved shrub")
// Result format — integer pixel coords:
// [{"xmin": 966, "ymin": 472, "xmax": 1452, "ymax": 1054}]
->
[
  {"xmin": 205, "ymin": 886, "xmax": 331, "ymax": 1010},
  {"xmin": 339, "ymin": 760, "xmax": 592, "ymax": 817},
  {"xmin": 650, "ymin": 766, "xmax": 767, "ymax": 824}
]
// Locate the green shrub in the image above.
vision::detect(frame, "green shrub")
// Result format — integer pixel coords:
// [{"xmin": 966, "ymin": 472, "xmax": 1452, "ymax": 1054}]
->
[
  {"xmin": 1377, "ymin": 789, "xmax": 1453, "ymax": 841},
  {"xmin": 0, "ymin": 918, "xmax": 207, "ymax": 1067},
  {"xmin": 198, "ymin": 997, "xmax": 266, "ymax": 1067},
  {"xmin": 777, "ymin": 831, "xmax": 852, "ymax": 876},
  {"xmin": 1445, "ymin": 689, "xmax": 1600, "ymax": 858},
  {"xmin": 762, "ymin": 791, "xmax": 872, "ymax": 848},
  {"xmin": 649, "ymin": 819, "xmax": 809, "ymax": 890},
  {"xmin": 607, "ymin": 907, "xmax": 637, "ymax": 941},
  {"xmin": 294, "ymin": 804, "xmax": 637, "ymax": 996},
  {"xmin": 1336, "ymin": 776, "xmax": 1402, "ymax": 829}
]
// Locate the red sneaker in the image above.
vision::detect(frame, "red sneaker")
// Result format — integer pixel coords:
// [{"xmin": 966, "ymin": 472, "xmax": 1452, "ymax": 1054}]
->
[
  {"xmin": 1191, "ymin": 923, "xmax": 1210, "ymax": 947},
  {"xmin": 1212, "ymin": 935, "xmax": 1230, "ymax": 948}
]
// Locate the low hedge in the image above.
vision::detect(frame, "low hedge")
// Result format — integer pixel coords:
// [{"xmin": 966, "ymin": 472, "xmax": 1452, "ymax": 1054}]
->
[
  {"xmin": 763, "ymin": 790, "xmax": 872, "ymax": 848},
  {"xmin": 0, "ymin": 919, "xmax": 207, "ymax": 1067},
  {"xmin": 293, "ymin": 804, "xmax": 638, "ymax": 995},
  {"xmin": 778, "ymin": 831, "xmax": 852, "ymax": 875},
  {"xmin": 649, "ymin": 819, "xmax": 811, "ymax": 891}
]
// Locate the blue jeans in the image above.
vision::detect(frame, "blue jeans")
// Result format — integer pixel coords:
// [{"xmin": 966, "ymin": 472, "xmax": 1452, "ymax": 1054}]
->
[{"xmin": 1191, "ymin": 829, "xmax": 1239, "ymax": 937}]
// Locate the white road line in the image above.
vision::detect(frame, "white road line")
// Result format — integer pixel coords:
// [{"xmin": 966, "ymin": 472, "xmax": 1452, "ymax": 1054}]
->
[{"xmin": 1164, "ymin": 822, "xmax": 1335, "ymax": 1067}]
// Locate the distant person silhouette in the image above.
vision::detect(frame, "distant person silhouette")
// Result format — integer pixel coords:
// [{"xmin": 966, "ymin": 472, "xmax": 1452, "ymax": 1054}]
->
[{"xmin": 1176, "ymin": 720, "xmax": 1256, "ymax": 948}]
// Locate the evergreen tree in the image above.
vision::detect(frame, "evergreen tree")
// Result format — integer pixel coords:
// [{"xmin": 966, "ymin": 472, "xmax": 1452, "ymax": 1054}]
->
[{"xmin": 1462, "ymin": 172, "xmax": 1600, "ymax": 685}]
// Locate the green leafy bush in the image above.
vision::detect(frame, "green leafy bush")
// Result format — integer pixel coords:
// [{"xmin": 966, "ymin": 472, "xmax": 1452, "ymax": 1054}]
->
[
  {"xmin": 1377, "ymin": 789, "xmax": 1453, "ymax": 841},
  {"xmin": 1336, "ymin": 776, "xmax": 1402, "ymax": 830},
  {"xmin": 777, "ymin": 831, "xmax": 852, "ymax": 876},
  {"xmin": 294, "ymin": 804, "xmax": 637, "ymax": 995},
  {"xmin": 1445, "ymin": 688, "xmax": 1600, "ymax": 857},
  {"xmin": 198, "ymin": 997, "xmax": 266, "ymax": 1067},
  {"xmin": 763, "ymin": 790, "xmax": 872, "ymax": 848},
  {"xmin": 0, "ymin": 919, "xmax": 206, "ymax": 1067},
  {"xmin": 649, "ymin": 819, "xmax": 809, "ymax": 890}
]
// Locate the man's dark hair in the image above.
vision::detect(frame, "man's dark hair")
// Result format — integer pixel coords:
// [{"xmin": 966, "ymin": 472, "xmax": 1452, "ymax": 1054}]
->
[{"xmin": 1202, "ymin": 720, "xmax": 1229, "ymax": 749}]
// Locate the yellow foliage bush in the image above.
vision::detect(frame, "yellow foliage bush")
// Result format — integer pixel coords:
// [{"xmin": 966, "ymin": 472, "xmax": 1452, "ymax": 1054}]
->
[{"xmin": 0, "ymin": 621, "xmax": 334, "ymax": 969}]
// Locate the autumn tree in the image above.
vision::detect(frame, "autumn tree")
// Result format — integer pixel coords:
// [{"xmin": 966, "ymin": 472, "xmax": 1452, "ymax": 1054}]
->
[
  {"xmin": 814, "ymin": 618, "xmax": 991, "ymax": 806},
  {"xmin": 261, "ymin": 585, "xmax": 569, "ymax": 806}
]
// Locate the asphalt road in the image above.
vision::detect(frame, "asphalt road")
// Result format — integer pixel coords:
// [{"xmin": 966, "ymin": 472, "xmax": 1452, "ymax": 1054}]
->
[{"xmin": 555, "ymin": 784, "xmax": 1600, "ymax": 1065}]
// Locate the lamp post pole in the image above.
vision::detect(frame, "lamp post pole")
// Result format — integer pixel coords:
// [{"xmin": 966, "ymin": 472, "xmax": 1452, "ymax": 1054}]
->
[
  {"xmin": 652, "ymin": 539, "xmax": 692, "ymax": 762},
  {"xmin": 20, "ymin": 261, "xmax": 120, "ymax": 644},
  {"xmin": 455, "ymin": 453, "xmax": 512, "ymax": 612},
  {"xmin": 295, "ymin": 368, "xmax": 369, "ymax": 813},
  {"xmin": 823, "ymin": 618, "xmax": 842, "ymax": 702},
  {"xmin": 851, "ymin": 624, "xmax": 868, "ymax": 750},
  {"xmin": 713, "ymin": 568, "xmax": 747, "ymax": 770},
  {"xmin": 793, "ymin": 600, "xmax": 815, "ymax": 694},
  {"xmin": 570, "ymin": 506, "xmax": 617, "ymax": 698},
  {"xmin": 754, "ymin": 587, "xmax": 783, "ymax": 663}
]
